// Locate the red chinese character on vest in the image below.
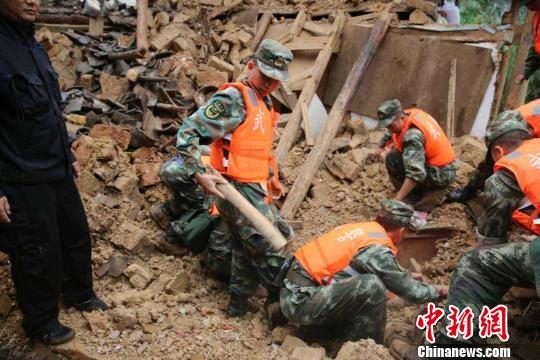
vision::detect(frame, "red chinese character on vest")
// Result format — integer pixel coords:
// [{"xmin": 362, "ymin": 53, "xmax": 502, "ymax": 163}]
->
[
  {"xmin": 478, "ymin": 305, "xmax": 509, "ymax": 342},
  {"xmin": 445, "ymin": 305, "xmax": 474, "ymax": 340},
  {"xmin": 416, "ymin": 303, "xmax": 445, "ymax": 344}
]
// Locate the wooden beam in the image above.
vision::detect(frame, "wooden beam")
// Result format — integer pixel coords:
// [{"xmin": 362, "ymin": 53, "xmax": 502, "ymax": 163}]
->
[
  {"xmin": 136, "ymin": 0, "xmax": 149, "ymax": 54},
  {"xmin": 281, "ymin": 82, "xmax": 298, "ymax": 109},
  {"xmin": 274, "ymin": 12, "xmax": 347, "ymax": 162},
  {"xmin": 250, "ymin": 11, "xmax": 273, "ymax": 51},
  {"xmin": 447, "ymin": 59, "xmax": 457, "ymax": 140},
  {"xmin": 301, "ymin": 102, "xmax": 314, "ymax": 146},
  {"xmin": 303, "ymin": 22, "xmax": 332, "ymax": 36},
  {"xmin": 89, "ymin": 16, "xmax": 104, "ymax": 35},
  {"xmin": 279, "ymin": 6, "xmax": 393, "ymax": 219},
  {"xmin": 505, "ymin": 9, "xmax": 534, "ymax": 109},
  {"xmin": 287, "ymin": 67, "xmax": 313, "ymax": 90},
  {"xmin": 286, "ymin": 37, "xmax": 328, "ymax": 51}
]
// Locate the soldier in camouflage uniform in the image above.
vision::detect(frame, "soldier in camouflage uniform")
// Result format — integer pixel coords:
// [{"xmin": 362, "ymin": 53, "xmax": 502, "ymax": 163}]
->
[
  {"xmin": 515, "ymin": 0, "xmax": 540, "ymax": 103},
  {"xmin": 280, "ymin": 200, "xmax": 448, "ymax": 344},
  {"xmin": 447, "ymin": 109, "xmax": 535, "ymax": 203},
  {"xmin": 169, "ymin": 39, "xmax": 294, "ymax": 316},
  {"xmin": 151, "ymin": 155, "xmax": 232, "ymax": 278},
  {"xmin": 473, "ymin": 112, "xmax": 537, "ymax": 247},
  {"xmin": 377, "ymin": 100, "xmax": 456, "ymax": 210},
  {"xmin": 433, "ymin": 239, "xmax": 540, "ymax": 345}
]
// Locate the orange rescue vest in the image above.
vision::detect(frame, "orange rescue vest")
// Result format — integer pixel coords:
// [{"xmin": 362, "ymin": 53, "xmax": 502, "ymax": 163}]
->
[
  {"xmin": 494, "ymin": 138, "xmax": 540, "ymax": 235},
  {"xmin": 210, "ymin": 82, "xmax": 277, "ymax": 183},
  {"xmin": 533, "ymin": 11, "xmax": 540, "ymax": 56},
  {"xmin": 391, "ymin": 109, "xmax": 456, "ymax": 167},
  {"xmin": 517, "ymin": 99, "xmax": 540, "ymax": 138},
  {"xmin": 294, "ymin": 222, "xmax": 396, "ymax": 286}
]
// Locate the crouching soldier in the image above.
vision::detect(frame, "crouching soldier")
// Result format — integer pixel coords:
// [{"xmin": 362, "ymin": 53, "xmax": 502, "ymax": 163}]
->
[
  {"xmin": 377, "ymin": 100, "xmax": 456, "ymax": 211},
  {"xmin": 474, "ymin": 111, "xmax": 540, "ymax": 246},
  {"xmin": 279, "ymin": 200, "xmax": 448, "ymax": 344},
  {"xmin": 448, "ymin": 99, "xmax": 540, "ymax": 203}
]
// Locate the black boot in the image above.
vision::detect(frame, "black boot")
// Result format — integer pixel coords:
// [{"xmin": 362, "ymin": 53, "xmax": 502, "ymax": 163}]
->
[
  {"xmin": 68, "ymin": 295, "xmax": 108, "ymax": 312},
  {"xmin": 227, "ymin": 294, "xmax": 257, "ymax": 317},
  {"xmin": 32, "ymin": 322, "xmax": 74, "ymax": 345},
  {"xmin": 446, "ymin": 186, "xmax": 478, "ymax": 203}
]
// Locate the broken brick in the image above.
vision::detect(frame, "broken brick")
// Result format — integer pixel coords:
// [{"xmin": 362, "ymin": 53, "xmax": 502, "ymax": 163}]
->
[{"xmin": 89, "ymin": 124, "xmax": 131, "ymax": 150}]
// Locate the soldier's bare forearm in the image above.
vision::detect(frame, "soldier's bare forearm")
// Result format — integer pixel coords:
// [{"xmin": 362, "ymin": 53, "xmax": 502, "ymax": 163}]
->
[{"xmin": 395, "ymin": 178, "xmax": 416, "ymax": 201}]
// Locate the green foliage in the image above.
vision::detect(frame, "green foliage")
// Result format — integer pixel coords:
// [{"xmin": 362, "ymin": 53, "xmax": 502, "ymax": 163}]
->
[{"xmin": 459, "ymin": 0, "xmax": 508, "ymax": 24}]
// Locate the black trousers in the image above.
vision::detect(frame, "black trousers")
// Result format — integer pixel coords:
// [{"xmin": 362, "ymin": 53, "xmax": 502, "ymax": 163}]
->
[{"xmin": 0, "ymin": 176, "xmax": 94, "ymax": 336}]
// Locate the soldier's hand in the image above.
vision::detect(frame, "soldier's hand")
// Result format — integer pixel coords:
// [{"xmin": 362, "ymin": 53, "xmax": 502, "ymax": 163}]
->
[
  {"xmin": 0, "ymin": 196, "xmax": 11, "ymax": 224},
  {"xmin": 434, "ymin": 285, "xmax": 449, "ymax": 298},
  {"xmin": 194, "ymin": 173, "xmax": 227, "ymax": 199},
  {"xmin": 516, "ymin": 74, "xmax": 526, "ymax": 84},
  {"xmin": 268, "ymin": 177, "xmax": 284, "ymax": 199},
  {"xmin": 411, "ymin": 272, "xmax": 425, "ymax": 282}
]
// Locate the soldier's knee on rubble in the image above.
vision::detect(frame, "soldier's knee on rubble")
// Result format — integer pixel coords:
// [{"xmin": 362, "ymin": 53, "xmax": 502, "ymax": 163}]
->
[{"xmin": 159, "ymin": 158, "xmax": 191, "ymax": 188}]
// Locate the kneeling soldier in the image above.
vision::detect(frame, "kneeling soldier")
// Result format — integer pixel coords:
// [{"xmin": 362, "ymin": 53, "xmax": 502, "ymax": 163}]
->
[{"xmin": 280, "ymin": 200, "xmax": 447, "ymax": 344}]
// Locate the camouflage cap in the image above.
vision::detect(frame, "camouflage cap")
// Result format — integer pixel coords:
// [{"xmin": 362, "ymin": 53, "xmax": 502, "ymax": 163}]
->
[
  {"xmin": 378, "ymin": 199, "xmax": 414, "ymax": 227},
  {"xmin": 377, "ymin": 99, "xmax": 403, "ymax": 128},
  {"xmin": 485, "ymin": 110, "xmax": 530, "ymax": 147},
  {"xmin": 254, "ymin": 39, "xmax": 293, "ymax": 81}
]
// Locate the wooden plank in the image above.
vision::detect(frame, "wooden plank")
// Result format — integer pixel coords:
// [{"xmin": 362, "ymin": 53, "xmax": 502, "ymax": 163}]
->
[
  {"xmin": 301, "ymin": 102, "xmax": 314, "ymax": 146},
  {"xmin": 505, "ymin": 9, "xmax": 534, "ymax": 109},
  {"xmin": 279, "ymin": 6, "xmax": 394, "ymax": 219},
  {"xmin": 275, "ymin": 12, "xmax": 346, "ymax": 162},
  {"xmin": 447, "ymin": 59, "xmax": 457, "ymax": 140},
  {"xmin": 250, "ymin": 11, "xmax": 273, "ymax": 51},
  {"xmin": 286, "ymin": 37, "xmax": 328, "ymax": 51},
  {"xmin": 287, "ymin": 67, "xmax": 312, "ymax": 89},
  {"xmin": 281, "ymin": 82, "xmax": 298, "ymax": 109},
  {"xmin": 303, "ymin": 22, "xmax": 332, "ymax": 36},
  {"xmin": 89, "ymin": 16, "xmax": 104, "ymax": 35},
  {"xmin": 291, "ymin": 11, "xmax": 307, "ymax": 37},
  {"xmin": 136, "ymin": 0, "xmax": 148, "ymax": 54}
]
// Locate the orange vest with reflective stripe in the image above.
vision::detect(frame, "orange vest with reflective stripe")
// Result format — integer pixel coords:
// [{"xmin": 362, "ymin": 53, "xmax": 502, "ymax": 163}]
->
[
  {"xmin": 494, "ymin": 138, "xmax": 540, "ymax": 235},
  {"xmin": 517, "ymin": 99, "xmax": 540, "ymax": 138},
  {"xmin": 210, "ymin": 82, "xmax": 276, "ymax": 183},
  {"xmin": 294, "ymin": 222, "xmax": 396, "ymax": 286},
  {"xmin": 391, "ymin": 109, "xmax": 456, "ymax": 167},
  {"xmin": 533, "ymin": 11, "xmax": 540, "ymax": 55}
]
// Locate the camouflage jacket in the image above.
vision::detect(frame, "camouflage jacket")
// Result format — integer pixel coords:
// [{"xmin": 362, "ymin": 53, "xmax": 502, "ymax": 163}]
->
[
  {"xmin": 380, "ymin": 128, "xmax": 456, "ymax": 183},
  {"xmin": 284, "ymin": 244, "xmax": 439, "ymax": 303},
  {"xmin": 175, "ymin": 81, "xmax": 273, "ymax": 177},
  {"xmin": 478, "ymin": 169, "xmax": 524, "ymax": 240},
  {"xmin": 524, "ymin": 45, "xmax": 540, "ymax": 80}
]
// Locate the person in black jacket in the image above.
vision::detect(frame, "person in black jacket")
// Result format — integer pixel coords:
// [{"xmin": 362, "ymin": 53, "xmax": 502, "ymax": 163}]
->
[{"xmin": 0, "ymin": 0, "xmax": 107, "ymax": 345}]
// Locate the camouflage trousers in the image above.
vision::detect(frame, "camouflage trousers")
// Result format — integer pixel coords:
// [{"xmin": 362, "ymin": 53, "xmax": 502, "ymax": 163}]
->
[
  {"xmin": 385, "ymin": 150, "xmax": 456, "ymax": 194},
  {"xmin": 437, "ymin": 241, "xmax": 535, "ymax": 344},
  {"xmin": 526, "ymin": 69, "xmax": 540, "ymax": 103},
  {"xmin": 215, "ymin": 180, "xmax": 293, "ymax": 301},
  {"xmin": 160, "ymin": 158, "xmax": 230, "ymax": 277},
  {"xmin": 465, "ymin": 153, "xmax": 494, "ymax": 192},
  {"xmin": 279, "ymin": 271, "xmax": 387, "ymax": 344}
]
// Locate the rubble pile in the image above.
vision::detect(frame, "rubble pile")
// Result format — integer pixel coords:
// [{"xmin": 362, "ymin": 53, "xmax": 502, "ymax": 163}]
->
[{"xmin": 1, "ymin": 0, "xmax": 527, "ymax": 359}]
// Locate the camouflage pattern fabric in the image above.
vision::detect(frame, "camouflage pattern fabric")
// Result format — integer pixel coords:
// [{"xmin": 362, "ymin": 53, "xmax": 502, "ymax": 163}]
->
[
  {"xmin": 280, "ymin": 245, "xmax": 439, "ymax": 344},
  {"xmin": 377, "ymin": 99, "xmax": 403, "ymax": 128},
  {"xmin": 463, "ymin": 153, "xmax": 494, "ymax": 193},
  {"xmin": 437, "ymin": 241, "xmax": 535, "ymax": 344},
  {"xmin": 385, "ymin": 128, "xmax": 456, "ymax": 189},
  {"xmin": 526, "ymin": 69, "xmax": 540, "ymax": 103},
  {"xmin": 477, "ymin": 170, "xmax": 524, "ymax": 245},
  {"xmin": 524, "ymin": 45, "xmax": 540, "ymax": 82},
  {"xmin": 175, "ymin": 86, "xmax": 248, "ymax": 177},
  {"xmin": 253, "ymin": 39, "xmax": 293, "ymax": 81},
  {"xmin": 379, "ymin": 199, "xmax": 414, "ymax": 226},
  {"xmin": 160, "ymin": 158, "xmax": 231, "ymax": 276},
  {"xmin": 215, "ymin": 180, "xmax": 290, "ymax": 305},
  {"xmin": 484, "ymin": 110, "xmax": 529, "ymax": 147},
  {"xmin": 379, "ymin": 131, "xmax": 393, "ymax": 148}
]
